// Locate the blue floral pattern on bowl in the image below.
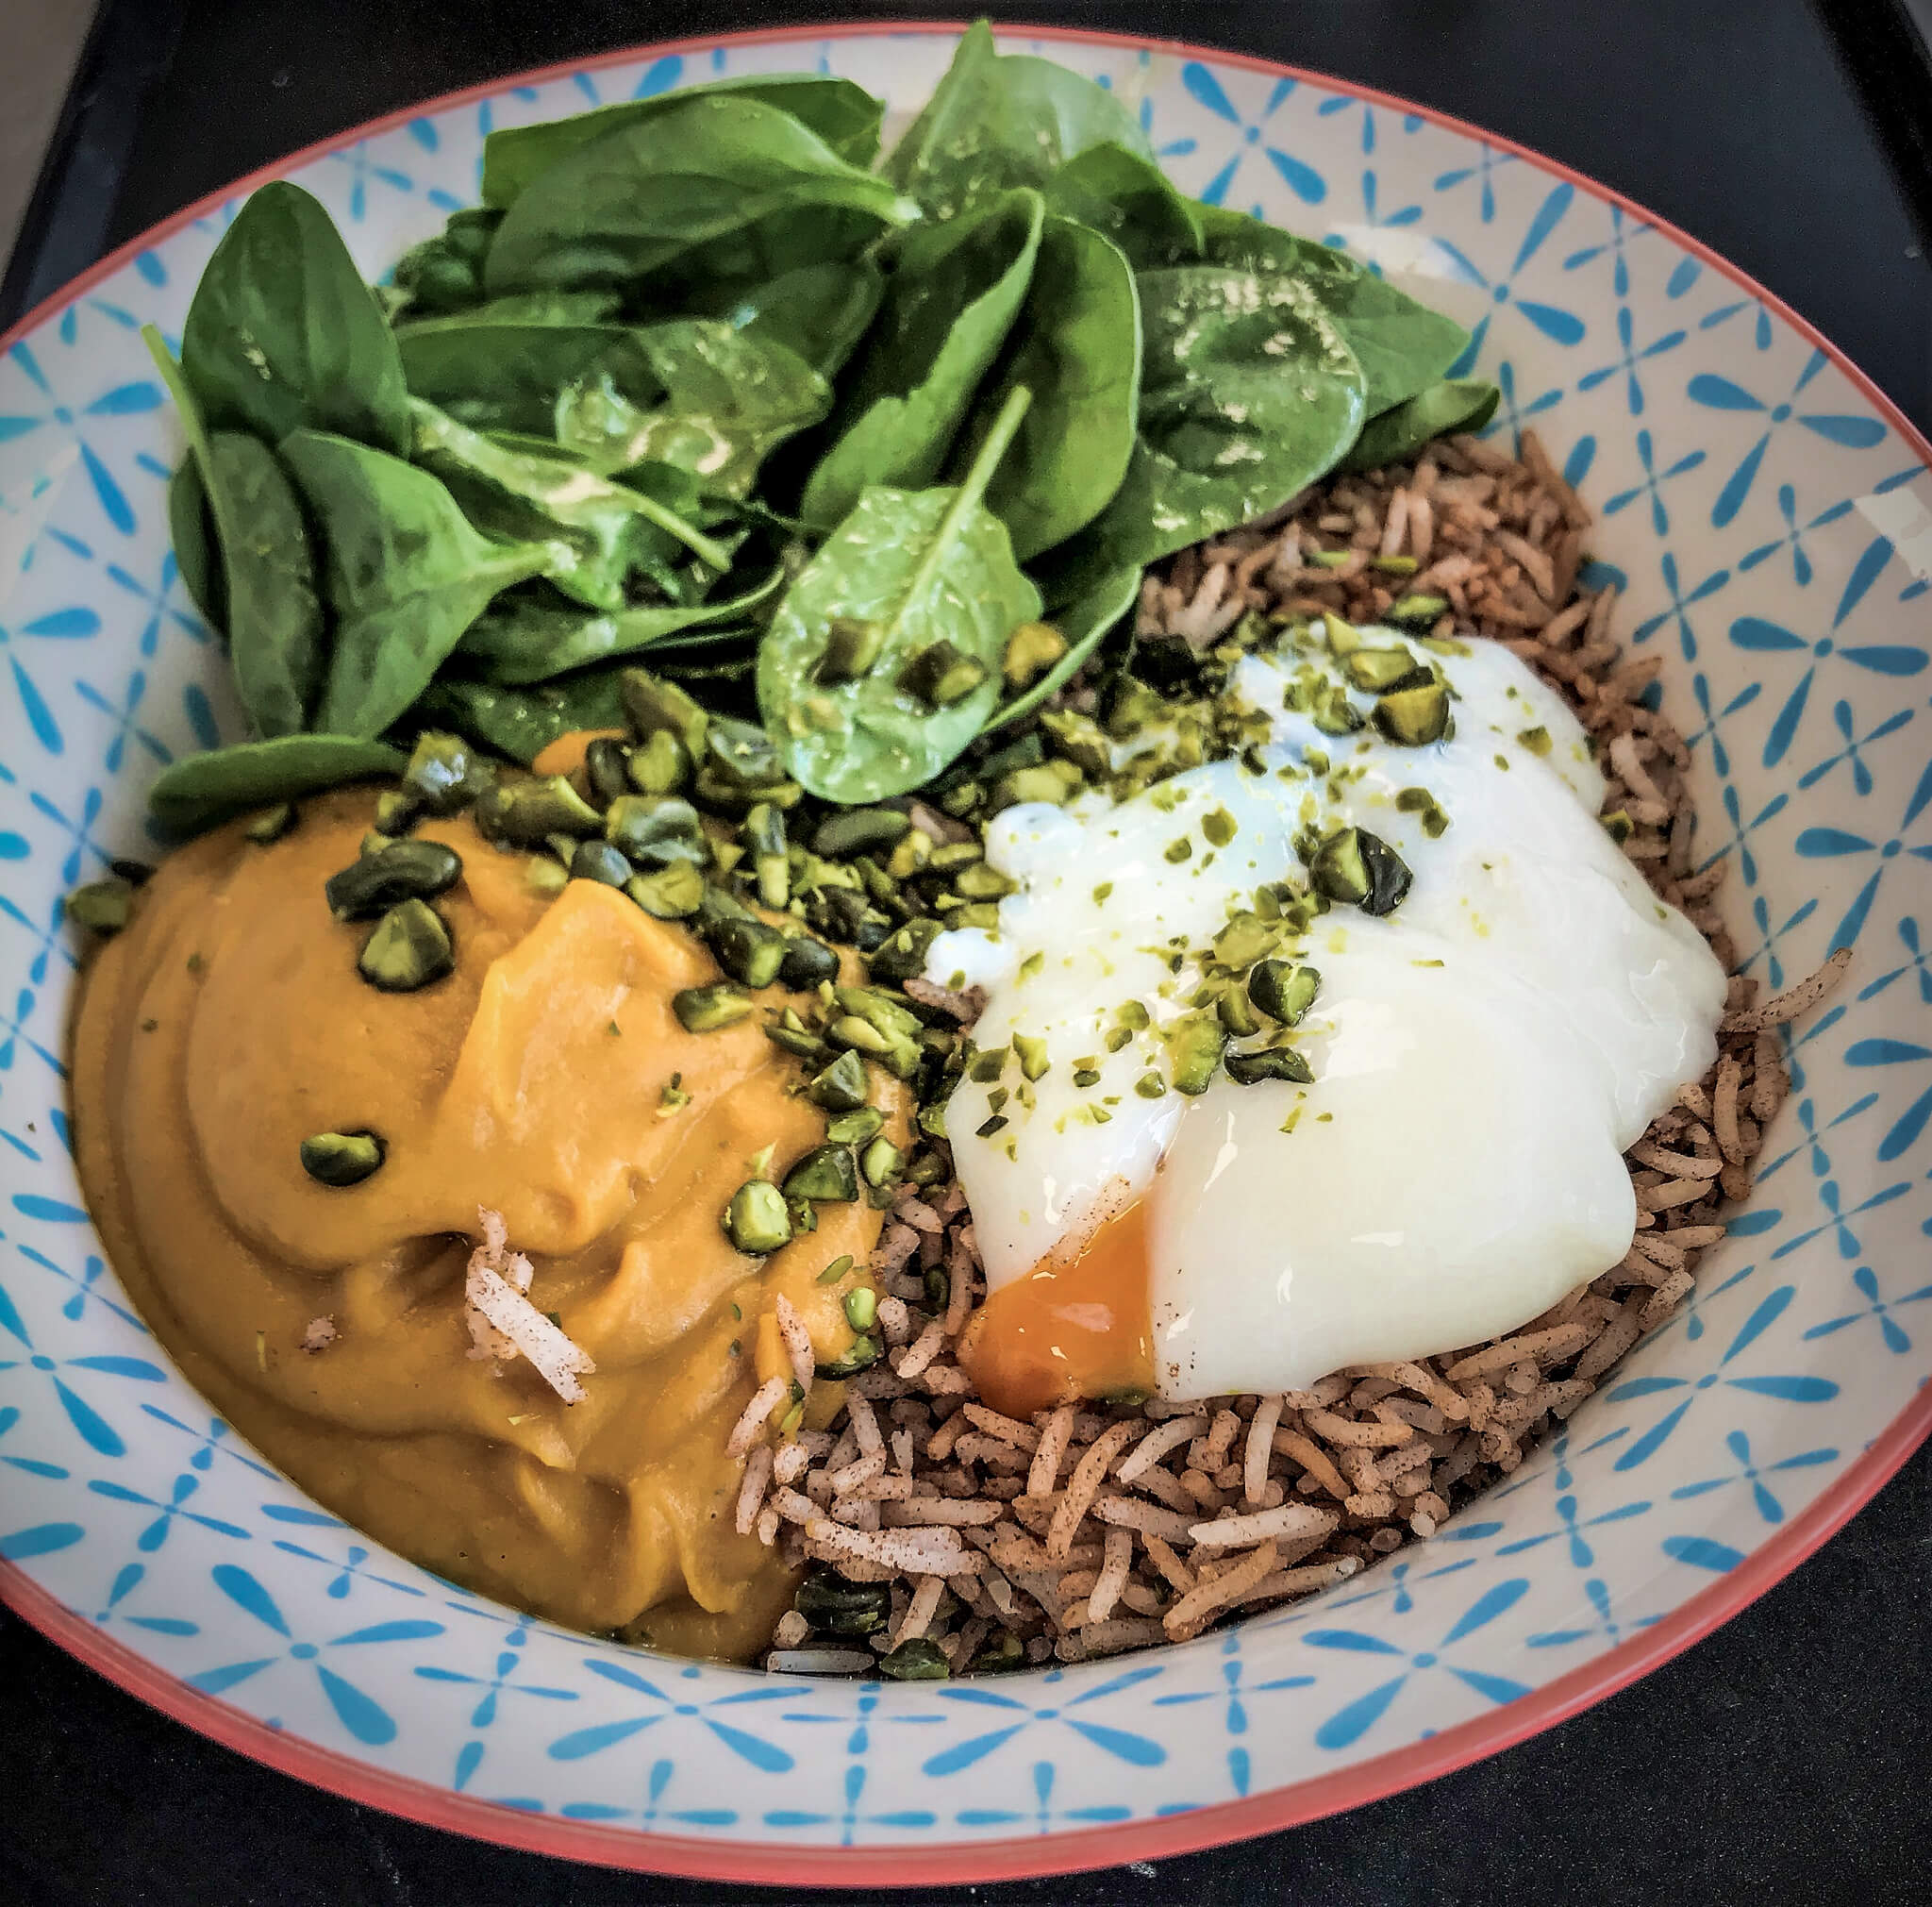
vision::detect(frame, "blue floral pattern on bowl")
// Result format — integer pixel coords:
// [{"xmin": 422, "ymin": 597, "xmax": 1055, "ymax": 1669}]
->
[{"xmin": 0, "ymin": 25, "xmax": 1927, "ymax": 1881}]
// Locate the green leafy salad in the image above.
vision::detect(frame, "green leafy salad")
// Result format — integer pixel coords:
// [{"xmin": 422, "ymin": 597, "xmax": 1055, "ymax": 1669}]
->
[{"xmin": 140, "ymin": 20, "xmax": 1498, "ymax": 837}]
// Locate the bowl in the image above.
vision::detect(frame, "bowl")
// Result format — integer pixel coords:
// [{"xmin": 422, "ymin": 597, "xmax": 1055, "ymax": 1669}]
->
[{"xmin": 0, "ymin": 21, "xmax": 1927, "ymax": 1886}]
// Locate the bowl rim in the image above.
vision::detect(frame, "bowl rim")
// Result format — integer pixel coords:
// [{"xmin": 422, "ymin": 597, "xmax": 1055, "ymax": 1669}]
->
[{"xmin": 3, "ymin": 15, "xmax": 1928, "ymax": 1887}]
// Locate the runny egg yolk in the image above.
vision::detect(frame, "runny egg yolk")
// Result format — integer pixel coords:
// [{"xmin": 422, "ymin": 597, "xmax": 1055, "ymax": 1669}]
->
[{"xmin": 958, "ymin": 1200, "xmax": 1154, "ymax": 1417}]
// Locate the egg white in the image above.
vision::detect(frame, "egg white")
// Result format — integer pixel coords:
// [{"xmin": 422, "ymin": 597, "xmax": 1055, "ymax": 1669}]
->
[{"xmin": 927, "ymin": 632, "xmax": 1728, "ymax": 1402}]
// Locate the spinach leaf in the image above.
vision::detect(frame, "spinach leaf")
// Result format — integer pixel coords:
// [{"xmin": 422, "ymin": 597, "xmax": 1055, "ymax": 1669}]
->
[
  {"xmin": 1041, "ymin": 142, "xmax": 1204, "ymax": 271},
  {"xmin": 181, "ymin": 181, "xmax": 411, "ymax": 455},
  {"xmin": 1035, "ymin": 265, "xmax": 1367, "ymax": 606},
  {"xmin": 396, "ymin": 316, "xmax": 657, "ymax": 437},
  {"xmin": 1193, "ymin": 204, "xmax": 1469, "ymax": 418},
  {"xmin": 204, "ymin": 433, "xmax": 328, "ymax": 738},
  {"xmin": 986, "ymin": 563, "xmax": 1141, "ymax": 732},
  {"xmin": 553, "ymin": 320, "xmax": 831, "ymax": 496},
  {"xmin": 167, "ymin": 457, "xmax": 224, "ymax": 628},
  {"xmin": 882, "ymin": 20, "xmax": 1154, "ymax": 220},
  {"xmin": 460, "ymin": 569, "xmax": 782, "ymax": 683},
  {"xmin": 1341, "ymin": 378, "xmax": 1500, "ymax": 473},
  {"xmin": 145, "ymin": 327, "xmax": 326, "ymax": 739},
  {"xmin": 279, "ymin": 429, "xmax": 562, "ymax": 739},
  {"xmin": 148, "ymin": 734, "xmax": 407, "ymax": 837},
  {"xmin": 760, "ymin": 384, "xmax": 1041, "ymax": 803},
  {"xmin": 481, "ymin": 75, "xmax": 887, "ymax": 209},
  {"xmin": 951, "ymin": 214, "xmax": 1140, "ymax": 562},
  {"xmin": 391, "ymin": 208, "xmax": 505, "ymax": 316},
  {"xmin": 798, "ymin": 191, "xmax": 1044, "ymax": 533},
  {"xmin": 676, "ymin": 258, "xmax": 885, "ymax": 380},
  {"xmin": 408, "ymin": 397, "xmax": 733, "ymax": 612},
  {"xmin": 483, "ymin": 95, "xmax": 916, "ymax": 299},
  {"xmin": 412, "ymin": 668, "xmax": 630, "ymax": 766}
]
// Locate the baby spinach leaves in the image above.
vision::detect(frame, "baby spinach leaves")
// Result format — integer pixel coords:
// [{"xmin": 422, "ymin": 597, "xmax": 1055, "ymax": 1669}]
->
[
  {"xmin": 412, "ymin": 667, "xmax": 631, "ymax": 766},
  {"xmin": 1193, "ymin": 204, "xmax": 1469, "ymax": 419},
  {"xmin": 166, "ymin": 459, "xmax": 223, "ymax": 627},
  {"xmin": 144, "ymin": 327, "xmax": 326, "ymax": 739},
  {"xmin": 480, "ymin": 75, "xmax": 887, "ymax": 209},
  {"xmin": 883, "ymin": 20, "xmax": 1154, "ymax": 220},
  {"xmin": 483, "ymin": 95, "xmax": 917, "ymax": 300},
  {"xmin": 953, "ymin": 214, "xmax": 1141, "ymax": 562},
  {"xmin": 674, "ymin": 258, "xmax": 885, "ymax": 381},
  {"xmin": 1038, "ymin": 265, "xmax": 1367, "ymax": 604},
  {"xmin": 553, "ymin": 320, "xmax": 831, "ymax": 496},
  {"xmin": 760, "ymin": 385, "xmax": 1041, "ymax": 802},
  {"xmin": 148, "ymin": 734, "xmax": 408, "ymax": 836},
  {"xmin": 182, "ymin": 182, "xmax": 411, "ymax": 455},
  {"xmin": 395, "ymin": 315, "xmax": 659, "ymax": 438},
  {"xmin": 408, "ymin": 397, "xmax": 730, "ymax": 611},
  {"xmin": 1041, "ymin": 142, "xmax": 1205, "ymax": 272},
  {"xmin": 798, "ymin": 190, "xmax": 1043, "ymax": 532},
  {"xmin": 279, "ymin": 430, "xmax": 562, "ymax": 738},
  {"xmin": 1341, "ymin": 377, "xmax": 1501, "ymax": 473},
  {"xmin": 459, "ymin": 570, "xmax": 782, "ymax": 683}
]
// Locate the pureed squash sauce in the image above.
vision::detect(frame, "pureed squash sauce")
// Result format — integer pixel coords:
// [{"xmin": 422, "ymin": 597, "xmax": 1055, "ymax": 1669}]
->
[{"xmin": 70, "ymin": 786, "xmax": 899, "ymax": 1657}]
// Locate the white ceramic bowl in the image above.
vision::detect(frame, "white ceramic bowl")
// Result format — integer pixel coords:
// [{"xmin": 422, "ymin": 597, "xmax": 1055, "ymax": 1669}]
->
[{"xmin": 0, "ymin": 23, "xmax": 1927, "ymax": 1886}]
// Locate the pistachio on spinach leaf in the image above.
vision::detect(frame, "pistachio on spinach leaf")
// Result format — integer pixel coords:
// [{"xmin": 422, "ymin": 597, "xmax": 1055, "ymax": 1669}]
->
[
  {"xmin": 798, "ymin": 190, "xmax": 1044, "ymax": 533},
  {"xmin": 182, "ymin": 181, "xmax": 411, "ymax": 455},
  {"xmin": 982, "ymin": 563, "xmax": 1140, "ymax": 734},
  {"xmin": 479, "ymin": 75, "xmax": 888, "ymax": 210},
  {"xmin": 1036, "ymin": 264, "xmax": 1367, "ymax": 605},
  {"xmin": 1341, "ymin": 377, "xmax": 1501, "ymax": 474},
  {"xmin": 144, "ymin": 327, "xmax": 326, "ymax": 739},
  {"xmin": 950, "ymin": 213, "xmax": 1141, "ymax": 562},
  {"xmin": 760, "ymin": 384, "xmax": 1041, "ymax": 803},
  {"xmin": 483, "ymin": 94, "xmax": 916, "ymax": 299},
  {"xmin": 882, "ymin": 20, "xmax": 1154, "ymax": 220},
  {"xmin": 148, "ymin": 734, "xmax": 408, "ymax": 837},
  {"xmin": 279, "ymin": 430, "xmax": 562, "ymax": 738}
]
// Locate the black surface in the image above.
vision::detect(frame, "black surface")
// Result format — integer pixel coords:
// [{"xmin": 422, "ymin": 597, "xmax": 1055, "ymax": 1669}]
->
[{"xmin": 3, "ymin": 4, "xmax": 1931, "ymax": 1901}]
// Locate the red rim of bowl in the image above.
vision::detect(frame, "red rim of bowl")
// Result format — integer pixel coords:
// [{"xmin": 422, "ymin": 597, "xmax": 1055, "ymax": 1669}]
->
[{"xmin": 3, "ymin": 17, "xmax": 1928, "ymax": 1887}]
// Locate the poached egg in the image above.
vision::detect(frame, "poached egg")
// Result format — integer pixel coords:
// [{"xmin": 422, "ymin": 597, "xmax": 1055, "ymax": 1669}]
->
[{"xmin": 925, "ymin": 630, "xmax": 1726, "ymax": 1413}]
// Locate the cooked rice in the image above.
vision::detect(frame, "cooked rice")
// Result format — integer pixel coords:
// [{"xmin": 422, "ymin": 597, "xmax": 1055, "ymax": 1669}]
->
[{"xmin": 728, "ymin": 428, "xmax": 1849, "ymax": 1674}]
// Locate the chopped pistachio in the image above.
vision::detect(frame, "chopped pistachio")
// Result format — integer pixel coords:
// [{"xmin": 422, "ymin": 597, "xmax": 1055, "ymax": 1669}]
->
[
  {"xmin": 808, "ymin": 1048, "xmax": 870, "ymax": 1112},
  {"xmin": 1201, "ymin": 806, "xmax": 1239, "ymax": 848},
  {"xmin": 899, "ymin": 639, "xmax": 987, "ymax": 708},
  {"xmin": 244, "ymin": 802, "xmax": 297, "ymax": 845},
  {"xmin": 1163, "ymin": 1012, "xmax": 1225, "ymax": 1096},
  {"xmin": 724, "ymin": 1179, "xmax": 791, "ymax": 1254},
  {"xmin": 1374, "ymin": 681, "xmax": 1452, "ymax": 746},
  {"xmin": 1225, "ymin": 1043, "xmax": 1314, "ymax": 1086},
  {"xmin": 1002, "ymin": 619, "xmax": 1067, "ymax": 690},
  {"xmin": 1248, "ymin": 959, "xmax": 1321, "ymax": 1026},
  {"xmin": 860, "ymin": 1135, "xmax": 903, "ymax": 1186},
  {"xmin": 66, "ymin": 878, "xmax": 134, "ymax": 936},
  {"xmin": 783, "ymin": 1145, "xmax": 858, "ymax": 1203},
  {"xmin": 843, "ymin": 1286, "xmax": 878, "ymax": 1332},
  {"xmin": 1388, "ymin": 592, "xmax": 1449, "ymax": 626},
  {"xmin": 299, "ymin": 1130, "xmax": 385, "ymax": 1187},
  {"xmin": 818, "ymin": 1253, "xmax": 855, "ymax": 1284},
  {"xmin": 625, "ymin": 861, "xmax": 704, "ymax": 918},
  {"xmin": 1344, "ymin": 647, "xmax": 1431, "ymax": 694},
  {"xmin": 673, "ymin": 983, "xmax": 753, "ymax": 1032},
  {"xmin": 827, "ymin": 1106, "xmax": 885, "ymax": 1146},
  {"xmin": 358, "ymin": 898, "xmax": 454, "ymax": 993},
  {"xmin": 1012, "ymin": 1033, "xmax": 1050, "ymax": 1081},
  {"xmin": 822, "ymin": 614, "xmax": 887, "ymax": 681},
  {"xmin": 626, "ymin": 728, "xmax": 691, "ymax": 796},
  {"xmin": 1600, "ymin": 809, "xmax": 1635, "ymax": 843},
  {"xmin": 1517, "ymin": 725, "xmax": 1553, "ymax": 756}
]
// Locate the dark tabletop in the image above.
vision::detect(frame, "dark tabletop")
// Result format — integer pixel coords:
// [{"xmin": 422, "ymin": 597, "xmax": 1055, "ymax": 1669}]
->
[{"xmin": 4, "ymin": 4, "xmax": 1930, "ymax": 1902}]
